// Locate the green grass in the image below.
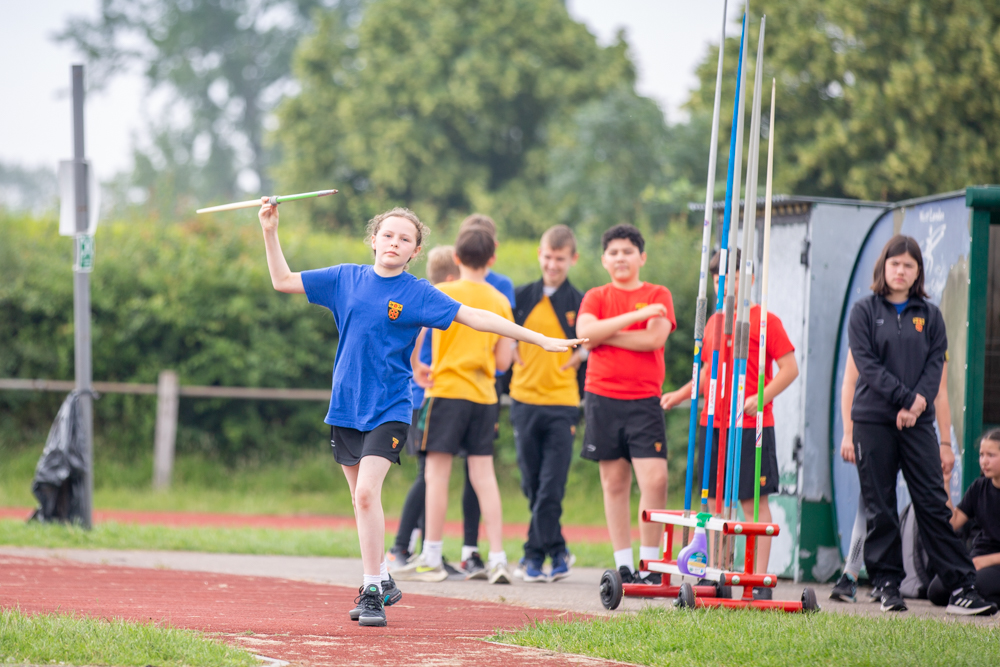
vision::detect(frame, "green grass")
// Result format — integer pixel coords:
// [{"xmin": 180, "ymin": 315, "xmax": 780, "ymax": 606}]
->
[
  {"xmin": 0, "ymin": 608, "xmax": 257, "ymax": 667},
  {"xmin": 0, "ymin": 518, "xmax": 632, "ymax": 568},
  {"xmin": 492, "ymin": 606, "xmax": 1000, "ymax": 667}
]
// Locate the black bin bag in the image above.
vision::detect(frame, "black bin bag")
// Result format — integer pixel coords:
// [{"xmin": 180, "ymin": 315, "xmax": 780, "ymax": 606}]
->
[{"xmin": 29, "ymin": 391, "xmax": 90, "ymax": 524}]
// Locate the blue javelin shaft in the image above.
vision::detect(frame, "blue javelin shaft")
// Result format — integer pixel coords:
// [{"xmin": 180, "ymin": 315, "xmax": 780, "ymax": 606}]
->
[
  {"xmin": 726, "ymin": 358, "xmax": 748, "ymax": 509},
  {"xmin": 701, "ymin": 11, "xmax": 747, "ymax": 512}
]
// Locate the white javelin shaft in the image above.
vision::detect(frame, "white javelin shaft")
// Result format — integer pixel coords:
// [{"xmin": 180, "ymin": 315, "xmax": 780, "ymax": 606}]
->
[{"xmin": 196, "ymin": 199, "xmax": 265, "ymax": 214}]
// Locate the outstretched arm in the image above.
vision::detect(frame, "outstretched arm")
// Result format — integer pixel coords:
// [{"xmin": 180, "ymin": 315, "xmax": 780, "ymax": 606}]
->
[
  {"xmin": 259, "ymin": 200, "xmax": 304, "ymax": 294},
  {"xmin": 454, "ymin": 306, "xmax": 585, "ymax": 352}
]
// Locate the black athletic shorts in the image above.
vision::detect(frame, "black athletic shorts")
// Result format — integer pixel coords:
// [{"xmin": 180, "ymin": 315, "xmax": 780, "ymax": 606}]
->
[
  {"xmin": 694, "ymin": 424, "xmax": 778, "ymax": 500},
  {"xmin": 421, "ymin": 397, "xmax": 499, "ymax": 457},
  {"xmin": 330, "ymin": 421, "xmax": 409, "ymax": 466},
  {"xmin": 405, "ymin": 407, "xmax": 422, "ymax": 456},
  {"xmin": 581, "ymin": 392, "xmax": 666, "ymax": 461}
]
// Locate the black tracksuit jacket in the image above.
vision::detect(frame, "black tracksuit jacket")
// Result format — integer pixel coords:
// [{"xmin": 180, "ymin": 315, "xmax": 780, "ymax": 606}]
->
[{"xmin": 847, "ymin": 294, "xmax": 947, "ymax": 425}]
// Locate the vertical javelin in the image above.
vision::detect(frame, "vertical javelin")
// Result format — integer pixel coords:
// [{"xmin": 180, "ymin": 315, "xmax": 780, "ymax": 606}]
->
[
  {"xmin": 683, "ymin": 0, "xmax": 728, "ymax": 535},
  {"xmin": 755, "ymin": 78, "xmax": 777, "ymax": 523},
  {"xmin": 727, "ymin": 15, "xmax": 766, "ymax": 523},
  {"xmin": 703, "ymin": 6, "xmax": 749, "ymax": 519}
]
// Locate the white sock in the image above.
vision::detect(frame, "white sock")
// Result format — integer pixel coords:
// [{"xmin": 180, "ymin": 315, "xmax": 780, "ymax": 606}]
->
[
  {"xmin": 487, "ymin": 551, "xmax": 507, "ymax": 568},
  {"xmin": 639, "ymin": 546, "xmax": 661, "ymax": 576},
  {"xmin": 363, "ymin": 574, "xmax": 382, "ymax": 594},
  {"xmin": 380, "ymin": 559, "xmax": 388, "ymax": 580},
  {"xmin": 408, "ymin": 528, "xmax": 421, "ymax": 555},
  {"xmin": 461, "ymin": 545, "xmax": 478, "ymax": 562},
  {"xmin": 614, "ymin": 548, "xmax": 635, "ymax": 573},
  {"xmin": 423, "ymin": 540, "xmax": 443, "ymax": 568}
]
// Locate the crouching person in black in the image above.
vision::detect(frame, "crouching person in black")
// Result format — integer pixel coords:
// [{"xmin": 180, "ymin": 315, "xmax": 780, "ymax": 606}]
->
[
  {"xmin": 848, "ymin": 235, "xmax": 997, "ymax": 616},
  {"xmin": 927, "ymin": 430, "xmax": 1000, "ymax": 610}
]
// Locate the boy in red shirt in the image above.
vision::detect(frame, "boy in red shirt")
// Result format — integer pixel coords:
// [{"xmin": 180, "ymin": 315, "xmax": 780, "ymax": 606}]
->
[
  {"xmin": 662, "ymin": 249, "xmax": 798, "ymax": 586},
  {"xmin": 577, "ymin": 224, "xmax": 676, "ymax": 583}
]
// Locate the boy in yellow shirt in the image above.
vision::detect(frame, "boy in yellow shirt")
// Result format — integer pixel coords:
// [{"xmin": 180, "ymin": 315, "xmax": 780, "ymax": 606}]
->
[{"xmin": 396, "ymin": 226, "xmax": 515, "ymax": 584}]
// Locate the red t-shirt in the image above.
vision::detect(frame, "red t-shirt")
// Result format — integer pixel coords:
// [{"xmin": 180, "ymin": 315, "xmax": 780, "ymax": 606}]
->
[
  {"xmin": 699, "ymin": 304, "xmax": 795, "ymax": 428},
  {"xmin": 580, "ymin": 282, "xmax": 676, "ymax": 400}
]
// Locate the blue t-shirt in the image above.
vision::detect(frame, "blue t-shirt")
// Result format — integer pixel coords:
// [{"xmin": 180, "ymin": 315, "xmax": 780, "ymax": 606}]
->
[
  {"xmin": 892, "ymin": 299, "xmax": 909, "ymax": 315},
  {"xmin": 302, "ymin": 264, "xmax": 461, "ymax": 430},
  {"xmin": 486, "ymin": 270, "xmax": 515, "ymax": 306},
  {"xmin": 410, "ymin": 333, "xmax": 433, "ymax": 409}
]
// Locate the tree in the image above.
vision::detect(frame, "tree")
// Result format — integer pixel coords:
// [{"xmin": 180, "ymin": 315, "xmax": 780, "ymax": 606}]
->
[
  {"xmin": 57, "ymin": 0, "xmax": 361, "ymax": 213},
  {"xmin": 686, "ymin": 0, "xmax": 1000, "ymax": 202},
  {"xmin": 275, "ymin": 0, "xmax": 634, "ymax": 234}
]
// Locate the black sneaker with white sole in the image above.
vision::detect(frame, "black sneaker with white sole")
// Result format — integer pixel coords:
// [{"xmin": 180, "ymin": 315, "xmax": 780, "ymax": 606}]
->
[
  {"xmin": 355, "ymin": 584, "xmax": 387, "ymax": 627},
  {"xmin": 879, "ymin": 584, "xmax": 907, "ymax": 612},
  {"xmin": 946, "ymin": 586, "xmax": 999, "ymax": 616}
]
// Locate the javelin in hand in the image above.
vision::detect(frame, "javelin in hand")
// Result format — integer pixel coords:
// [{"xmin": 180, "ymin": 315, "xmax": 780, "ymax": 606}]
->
[{"xmin": 196, "ymin": 189, "xmax": 338, "ymax": 214}]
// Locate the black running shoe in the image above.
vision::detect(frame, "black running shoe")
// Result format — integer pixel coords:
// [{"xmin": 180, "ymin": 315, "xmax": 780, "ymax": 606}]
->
[
  {"xmin": 350, "ymin": 576, "xmax": 402, "ymax": 621},
  {"xmin": 618, "ymin": 565, "xmax": 637, "ymax": 584},
  {"xmin": 642, "ymin": 572, "xmax": 662, "ymax": 585},
  {"xmin": 869, "ymin": 584, "xmax": 884, "ymax": 602},
  {"xmin": 462, "ymin": 551, "xmax": 488, "ymax": 580},
  {"xmin": 879, "ymin": 584, "xmax": 907, "ymax": 612},
  {"xmin": 752, "ymin": 586, "xmax": 773, "ymax": 601},
  {"xmin": 946, "ymin": 586, "xmax": 999, "ymax": 616},
  {"xmin": 830, "ymin": 572, "xmax": 858, "ymax": 603},
  {"xmin": 355, "ymin": 584, "xmax": 387, "ymax": 627}
]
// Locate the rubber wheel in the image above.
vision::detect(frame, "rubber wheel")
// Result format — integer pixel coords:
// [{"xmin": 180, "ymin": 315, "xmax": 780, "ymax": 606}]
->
[
  {"xmin": 676, "ymin": 582, "xmax": 696, "ymax": 609},
  {"xmin": 716, "ymin": 583, "xmax": 733, "ymax": 599},
  {"xmin": 801, "ymin": 587, "xmax": 820, "ymax": 612},
  {"xmin": 600, "ymin": 568, "xmax": 623, "ymax": 610}
]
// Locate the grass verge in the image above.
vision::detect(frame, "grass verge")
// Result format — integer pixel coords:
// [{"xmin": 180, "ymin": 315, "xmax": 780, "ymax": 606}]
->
[
  {"xmin": 492, "ymin": 606, "xmax": 1000, "ymax": 667},
  {"xmin": 0, "ymin": 608, "xmax": 257, "ymax": 667},
  {"xmin": 0, "ymin": 518, "xmax": 630, "ymax": 568}
]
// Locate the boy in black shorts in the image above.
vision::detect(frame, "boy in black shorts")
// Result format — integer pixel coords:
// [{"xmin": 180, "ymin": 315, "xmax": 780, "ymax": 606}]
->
[
  {"xmin": 576, "ymin": 224, "xmax": 675, "ymax": 583},
  {"xmin": 394, "ymin": 227, "xmax": 515, "ymax": 584}
]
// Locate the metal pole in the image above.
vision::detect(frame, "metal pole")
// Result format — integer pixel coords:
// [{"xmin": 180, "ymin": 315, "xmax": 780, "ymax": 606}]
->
[{"xmin": 72, "ymin": 64, "xmax": 93, "ymax": 529}]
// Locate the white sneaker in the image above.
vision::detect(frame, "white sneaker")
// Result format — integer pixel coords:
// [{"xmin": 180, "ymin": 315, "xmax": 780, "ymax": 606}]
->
[
  {"xmin": 392, "ymin": 553, "xmax": 448, "ymax": 582},
  {"xmin": 488, "ymin": 561, "xmax": 512, "ymax": 585}
]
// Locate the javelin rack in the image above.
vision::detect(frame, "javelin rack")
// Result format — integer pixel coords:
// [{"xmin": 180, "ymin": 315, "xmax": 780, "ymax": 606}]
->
[{"xmin": 599, "ymin": 510, "xmax": 819, "ymax": 612}]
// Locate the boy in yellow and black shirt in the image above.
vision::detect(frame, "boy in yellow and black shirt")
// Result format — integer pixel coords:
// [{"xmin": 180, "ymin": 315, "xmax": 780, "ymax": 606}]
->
[
  {"xmin": 509, "ymin": 225, "xmax": 586, "ymax": 582},
  {"xmin": 395, "ymin": 226, "xmax": 515, "ymax": 585}
]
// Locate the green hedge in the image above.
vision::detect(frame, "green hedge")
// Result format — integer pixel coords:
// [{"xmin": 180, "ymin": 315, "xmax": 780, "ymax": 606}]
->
[{"xmin": 1, "ymin": 211, "xmax": 699, "ymax": 471}]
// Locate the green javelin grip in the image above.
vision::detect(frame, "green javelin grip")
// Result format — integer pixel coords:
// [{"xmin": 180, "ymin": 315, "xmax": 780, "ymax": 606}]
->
[
  {"xmin": 754, "ymin": 79, "xmax": 777, "ymax": 523},
  {"xmin": 196, "ymin": 189, "xmax": 338, "ymax": 214}
]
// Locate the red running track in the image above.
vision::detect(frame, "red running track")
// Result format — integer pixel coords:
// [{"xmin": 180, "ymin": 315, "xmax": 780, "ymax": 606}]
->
[
  {"xmin": 0, "ymin": 554, "xmax": 624, "ymax": 666},
  {"xmin": 0, "ymin": 507, "xmax": 649, "ymax": 543}
]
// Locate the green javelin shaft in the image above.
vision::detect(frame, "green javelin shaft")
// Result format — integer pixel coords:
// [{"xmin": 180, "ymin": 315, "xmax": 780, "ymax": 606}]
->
[
  {"xmin": 196, "ymin": 189, "xmax": 338, "ymax": 214},
  {"xmin": 754, "ymin": 79, "xmax": 777, "ymax": 522}
]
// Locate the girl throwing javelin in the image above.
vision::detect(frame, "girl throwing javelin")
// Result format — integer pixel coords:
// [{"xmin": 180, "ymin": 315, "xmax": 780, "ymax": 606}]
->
[{"xmin": 258, "ymin": 201, "xmax": 583, "ymax": 627}]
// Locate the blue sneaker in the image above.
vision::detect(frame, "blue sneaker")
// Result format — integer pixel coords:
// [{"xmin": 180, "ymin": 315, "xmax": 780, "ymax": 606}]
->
[
  {"xmin": 549, "ymin": 551, "xmax": 574, "ymax": 581},
  {"xmin": 522, "ymin": 557, "xmax": 547, "ymax": 583}
]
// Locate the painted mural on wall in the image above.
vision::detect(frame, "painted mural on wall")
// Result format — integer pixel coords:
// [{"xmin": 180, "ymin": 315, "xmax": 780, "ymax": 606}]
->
[{"xmin": 830, "ymin": 194, "xmax": 971, "ymax": 560}]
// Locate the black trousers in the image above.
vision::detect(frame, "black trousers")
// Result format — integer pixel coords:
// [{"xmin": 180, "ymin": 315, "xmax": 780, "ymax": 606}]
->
[
  {"xmin": 854, "ymin": 421, "xmax": 976, "ymax": 591},
  {"xmin": 511, "ymin": 401, "xmax": 578, "ymax": 561},
  {"xmin": 928, "ymin": 565, "xmax": 1000, "ymax": 606},
  {"xmin": 395, "ymin": 454, "xmax": 481, "ymax": 552}
]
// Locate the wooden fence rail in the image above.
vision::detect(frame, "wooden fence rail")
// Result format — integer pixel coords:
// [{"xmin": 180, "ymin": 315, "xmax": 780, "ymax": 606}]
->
[{"xmin": 0, "ymin": 374, "xmax": 331, "ymax": 490}]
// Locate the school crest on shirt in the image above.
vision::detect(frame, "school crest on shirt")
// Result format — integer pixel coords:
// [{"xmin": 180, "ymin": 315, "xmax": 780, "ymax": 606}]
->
[
  {"xmin": 388, "ymin": 301, "xmax": 403, "ymax": 321},
  {"xmin": 913, "ymin": 316, "xmax": 925, "ymax": 333},
  {"xmin": 635, "ymin": 302, "xmax": 648, "ymax": 310},
  {"xmin": 565, "ymin": 311, "xmax": 577, "ymax": 327}
]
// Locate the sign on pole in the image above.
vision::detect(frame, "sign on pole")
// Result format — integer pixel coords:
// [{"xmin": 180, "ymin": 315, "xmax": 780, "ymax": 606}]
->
[{"xmin": 75, "ymin": 234, "xmax": 95, "ymax": 273}]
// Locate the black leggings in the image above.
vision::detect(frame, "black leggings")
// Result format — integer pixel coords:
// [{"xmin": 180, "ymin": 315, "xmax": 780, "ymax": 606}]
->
[
  {"xmin": 928, "ymin": 564, "xmax": 1000, "ymax": 606},
  {"xmin": 394, "ymin": 455, "xmax": 481, "ymax": 552}
]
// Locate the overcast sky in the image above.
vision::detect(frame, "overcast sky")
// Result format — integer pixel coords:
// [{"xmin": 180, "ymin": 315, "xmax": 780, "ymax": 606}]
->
[{"xmin": 4, "ymin": 0, "xmax": 741, "ymax": 182}]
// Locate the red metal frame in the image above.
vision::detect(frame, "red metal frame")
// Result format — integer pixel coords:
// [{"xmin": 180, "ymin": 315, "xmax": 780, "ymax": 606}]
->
[{"xmin": 618, "ymin": 510, "xmax": 808, "ymax": 612}]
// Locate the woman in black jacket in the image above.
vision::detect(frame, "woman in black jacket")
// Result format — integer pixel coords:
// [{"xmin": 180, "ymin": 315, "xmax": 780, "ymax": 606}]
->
[{"xmin": 848, "ymin": 234, "xmax": 996, "ymax": 616}]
